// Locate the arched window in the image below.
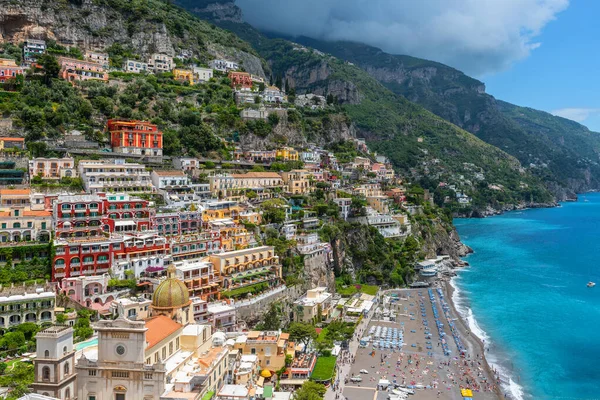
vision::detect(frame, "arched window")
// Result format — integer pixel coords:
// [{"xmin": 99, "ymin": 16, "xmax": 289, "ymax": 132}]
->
[
  {"xmin": 44, "ymin": 350, "xmax": 49, "ymax": 357},
  {"xmin": 12, "ymin": 223, "xmax": 20, "ymax": 228},
  {"xmin": 63, "ymin": 346, "xmax": 67, "ymax": 355},
  {"xmin": 42, "ymin": 366, "xmax": 50, "ymax": 380},
  {"xmin": 64, "ymin": 362, "xmax": 69, "ymax": 375},
  {"xmin": 65, "ymin": 388, "xmax": 71, "ymax": 399}
]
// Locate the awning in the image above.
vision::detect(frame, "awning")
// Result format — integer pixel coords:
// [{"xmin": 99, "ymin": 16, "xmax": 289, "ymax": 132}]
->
[{"xmin": 115, "ymin": 221, "xmax": 136, "ymax": 227}]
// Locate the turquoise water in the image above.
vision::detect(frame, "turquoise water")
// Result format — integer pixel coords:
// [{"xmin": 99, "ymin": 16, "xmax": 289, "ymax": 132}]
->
[
  {"xmin": 454, "ymin": 193, "xmax": 600, "ymax": 400},
  {"xmin": 75, "ymin": 337, "xmax": 98, "ymax": 351}
]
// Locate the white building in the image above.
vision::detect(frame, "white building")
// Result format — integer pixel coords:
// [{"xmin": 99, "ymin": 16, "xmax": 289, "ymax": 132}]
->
[
  {"xmin": 0, "ymin": 290, "xmax": 55, "ymax": 328},
  {"xmin": 366, "ymin": 209, "xmax": 402, "ymax": 238},
  {"xmin": 263, "ymin": 86, "xmax": 285, "ymax": 103},
  {"xmin": 293, "ymin": 287, "xmax": 333, "ymax": 323},
  {"xmin": 124, "ymin": 59, "xmax": 149, "ymax": 73},
  {"xmin": 31, "ymin": 326, "xmax": 76, "ymax": 399},
  {"xmin": 78, "ymin": 159, "xmax": 154, "ymax": 194},
  {"xmin": 209, "ymin": 59, "xmax": 239, "ymax": 72},
  {"xmin": 207, "ymin": 302, "xmax": 236, "ymax": 333},
  {"xmin": 148, "ymin": 53, "xmax": 174, "ymax": 73},
  {"xmin": 334, "ymin": 198, "xmax": 351, "ymax": 220},
  {"xmin": 150, "ymin": 170, "xmax": 189, "ymax": 190},
  {"xmin": 173, "ymin": 157, "xmax": 199, "ymax": 172},
  {"xmin": 194, "ymin": 66, "xmax": 214, "ymax": 82}
]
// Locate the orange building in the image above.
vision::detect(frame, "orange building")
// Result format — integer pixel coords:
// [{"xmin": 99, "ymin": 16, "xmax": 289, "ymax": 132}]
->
[
  {"xmin": 0, "ymin": 58, "xmax": 24, "ymax": 83},
  {"xmin": 228, "ymin": 71, "xmax": 253, "ymax": 89},
  {"xmin": 108, "ymin": 119, "xmax": 163, "ymax": 157}
]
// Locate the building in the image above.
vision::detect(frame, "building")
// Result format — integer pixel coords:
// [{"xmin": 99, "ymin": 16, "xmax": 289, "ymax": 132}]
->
[
  {"xmin": 275, "ymin": 147, "xmax": 299, "ymax": 161},
  {"xmin": 155, "ymin": 210, "xmax": 203, "ymax": 237},
  {"xmin": 29, "ymin": 157, "xmax": 76, "ymax": 180},
  {"xmin": 148, "ymin": 53, "xmax": 174, "ymax": 73},
  {"xmin": 52, "ymin": 237, "xmax": 118, "ymax": 281},
  {"xmin": 111, "ymin": 296, "xmax": 152, "ymax": 321},
  {"xmin": 209, "ymin": 246, "xmax": 282, "ymax": 297},
  {"xmin": 111, "ymin": 232, "xmax": 170, "ymax": 279},
  {"xmin": 108, "ymin": 119, "xmax": 163, "ymax": 157},
  {"xmin": 333, "ymin": 198, "xmax": 351, "ymax": 220},
  {"xmin": 58, "ymin": 56, "xmax": 108, "ymax": 83},
  {"xmin": 0, "ymin": 289, "xmax": 54, "ymax": 327},
  {"xmin": 78, "ymin": 160, "xmax": 154, "ymax": 194},
  {"xmin": 209, "ymin": 172, "xmax": 283, "ymax": 200},
  {"xmin": 366, "ymin": 210, "xmax": 403, "ymax": 238},
  {"xmin": 217, "ymin": 385, "xmax": 249, "ymax": 400},
  {"xmin": 209, "ymin": 59, "xmax": 239, "ymax": 72},
  {"xmin": 75, "ymin": 316, "xmax": 167, "ymax": 400},
  {"xmin": 0, "ymin": 207, "xmax": 52, "ymax": 243},
  {"xmin": 281, "ymin": 169, "xmax": 313, "ymax": 194},
  {"xmin": 60, "ymin": 274, "xmax": 125, "ymax": 310},
  {"xmin": 233, "ymin": 331, "xmax": 292, "ymax": 370},
  {"xmin": 150, "ymin": 170, "xmax": 189, "ymax": 190},
  {"xmin": 0, "ymin": 137, "xmax": 25, "ymax": 150},
  {"xmin": 175, "ymin": 257, "xmax": 221, "ymax": 300},
  {"xmin": 23, "ymin": 39, "xmax": 46, "ymax": 64},
  {"xmin": 240, "ymin": 107, "xmax": 268, "ymax": 121},
  {"xmin": 367, "ymin": 195, "xmax": 391, "ymax": 215},
  {"xmin": 228, "ymin": 71, "xmax": 253, "ymax": 89},
  {"xmin": 173, "ymin": 157, "xmax": 199, "ymax": 172},
  {"xmin": 193, "ymin": 66, "xmax": 213, "ymax": 82},
  {"xmin": 103, "ymin": 193, "xmax": 154, "ymax": 233},
  {"xmin": 53, "ymin": 194, "xmax": 105, "ymax": 239},
  {"xmin": 124, "ymin": 59, "xmax": 149, "ymax": 73},
  {"xmin": 0, "ymin": 58, "xmax": 24, "ymax": 83},
  {"xmin": 31, "ymin": 326, "xmax": 76, "ymax": 399},
  {"xmin": 234, "ymin": 90, "xmax": 259, "ymax": 105},
  {"xmin": 293, "ymin": 287, "xmax": 333, "ymax": 323},
  {"xmin": 84, "ymin": 51, "xmax": 110, "ymax": 68},
  {"xmin": 173, "ymin": 68, "xmax": 196, "ymax": 85},
  {"xmin": 207, "ymin": 302, "xmax": 236, "ymax": 332},
  {"xmin": 264, "ymin": 86, "xmax": 285, "ymax": 103}
]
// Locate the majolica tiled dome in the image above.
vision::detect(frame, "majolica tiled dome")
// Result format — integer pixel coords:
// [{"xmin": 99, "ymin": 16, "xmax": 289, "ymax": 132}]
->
[{"xmin": 152, "ymin": 265, "xmax": 190, "ymax": 310}]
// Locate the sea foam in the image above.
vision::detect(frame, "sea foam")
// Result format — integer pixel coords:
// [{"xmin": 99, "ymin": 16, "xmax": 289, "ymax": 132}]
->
[{"xmin": 450, "ymin": 278, "xmax": 527, "ymax": 400}]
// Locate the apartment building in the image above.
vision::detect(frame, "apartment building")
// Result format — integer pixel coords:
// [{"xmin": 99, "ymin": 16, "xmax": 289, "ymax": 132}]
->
[
  {"xmin": 175, "ymin": 258, "xmax": 222, "ymax": 300},
  {"xmin": 155, "ymin": 210, "xmax": 202, "ymax": 237},
  {"xmin": 209, "ymin": 246, "xmax": 282, "ymax": 296},
  {"xmin": 293, "ymin": 287, "xmax": 333, "ymax": 323},
  {"xmin": 228, "ymin": 71, "xmax": 253, "ymax": 89},
  {"xmin": 194, "ymin": 66, "xmax": 214, "ymax": 82},
  {"xmin": 124, "ymin": 59, "xmax": 149, "ymax": 73},
  {"xmin": 23, "ymin": 38, "xmax": 46, "ymax": 64},
  {"xmin": 276, "ymin": 147, "xmax": 299, "ymax": 161},
  {"xmin": 84, "ymin": 50, "xmax": 110, "ymax": 68},
  {"xmin": 53, "ymin": 194, "xmax": 105, "ymax": 239},
  {"xmin": 52, "ymin": 236, "xmax": 120, "ymax": 280},
  {"xmin": 29, "ymin": 157, "xmax": 76, "ymax": 180},
  {"xmin": 209, "ymin": 59, "xmax": 239, "ymax": 72},
  {"xmin": 78, "ymin": 159, "xmax": 154, "ymax": 194},
  {"xmin": 234, "ymin": 331, "xmax": 292, "ymax": 370},
  {"xmin": 111, "ymin": 232, "xmax": 171, "ymax": 279},
  {"xmin": 0, "ymin": 290, "xmax": 55, "ymax": 328},
  {"xmin": 148, "ymin": 53, "xmax": 174, "ymax": 73},
  {"xmin": 209, "ymin": 172, "xmax": 283, "ymax": 199},
  {"xmin": 173, "ymin": 68, "xmax": 196, "ymax": 85},
  {"xmin": 0, "ymin": 207, "xmax": 52, "ymax": 243},
  {"xmin": 58, "ymin": 56, "xmax": 108, "ymax": 83},
  {"xmin": 170, "ymin": 231, "xmax": 222, "ymax": 263},
  {"xmin": 281, "ymin": 169, "xmax": 313, "ymax": 194}
]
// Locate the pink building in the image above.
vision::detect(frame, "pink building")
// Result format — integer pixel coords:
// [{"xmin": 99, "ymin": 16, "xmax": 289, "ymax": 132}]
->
[
  {"xmin": 0, "ymin": 58, "xmax": 23, "ymax": 83},
  {"xmin": 58, "ymin": 57, "xmax": 108, "ymax": 83}
]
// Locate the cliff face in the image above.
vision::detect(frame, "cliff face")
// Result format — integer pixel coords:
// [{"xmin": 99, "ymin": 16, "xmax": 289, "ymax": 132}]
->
[
  {"xmin": 0, "ymin": 0, "xmax": 267, "ymax": 77},
  {"xmin": 238, "ymin": 113, "xmax": 356, "ymax": 150}
]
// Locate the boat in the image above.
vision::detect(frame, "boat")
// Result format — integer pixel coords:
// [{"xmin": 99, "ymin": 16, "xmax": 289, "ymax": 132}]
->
[{"xmin": 588, "ymin": 282, "xmax": 596, "ymax": 288}]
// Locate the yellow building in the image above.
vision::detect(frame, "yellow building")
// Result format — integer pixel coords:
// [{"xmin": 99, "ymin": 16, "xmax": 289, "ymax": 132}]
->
[
  {"xmin": 367, "ymin": 195, "xmax": 391, "ymax": 214},
  {"xmin": 293, "ymin": 287, "xmax": 333, "ymax": 323},
  {"xmin": 206, "ymin": 218, "xmax": 252, "ymax": 251},
  {"xmin": 234, "ymin": 331, "xmax": 294, "ymax": 370},
  {"xmin": 276, "ymin": 147, "xmax": 299, "ymax": 161},
  {"xmin": 209, "ymin": 246, "xmax": 282, "ymax": 296},
  {"xmin": 173, "ymin": 68, "xmax": 196, "ymax": 85},
  {"xmin": 353, "ymin": 183, "xmax": 382, "ymax": 198},
  {"xmin": 281, "ymin": 169, "xmax": 313, "ymax": 194}
]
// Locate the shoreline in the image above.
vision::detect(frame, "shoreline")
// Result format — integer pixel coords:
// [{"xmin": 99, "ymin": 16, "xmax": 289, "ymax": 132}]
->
[{"xmin": 443, "ymin": 279, "xmax": 503, "ymax": 399}]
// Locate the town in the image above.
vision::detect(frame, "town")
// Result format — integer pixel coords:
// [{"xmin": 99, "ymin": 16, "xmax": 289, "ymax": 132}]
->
[{"xmin": 0, "ymin": 36, "xmax": 493, "ymax": 400}]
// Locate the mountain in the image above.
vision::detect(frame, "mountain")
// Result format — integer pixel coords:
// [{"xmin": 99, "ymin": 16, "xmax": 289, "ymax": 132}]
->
[
  {"xmin": 178, "ymin": 0, "xmax": 600, "ymax": 200},
  {"xmin": 287, "ymin": 37, "xmax": 600, "ymax": 200}
]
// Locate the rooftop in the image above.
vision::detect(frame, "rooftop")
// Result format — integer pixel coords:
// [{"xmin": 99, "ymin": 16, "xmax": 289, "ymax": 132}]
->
[
  {"xmin": 153, "ymin": 170, "xmax": 186, "ymax": 177},
  {"xmin": 218, "ymin": 385, "xmax": 248, "ymax": 398},
  {"xmin": 145, "ymin": 315, "xmax": 183, "ymax": 349}
]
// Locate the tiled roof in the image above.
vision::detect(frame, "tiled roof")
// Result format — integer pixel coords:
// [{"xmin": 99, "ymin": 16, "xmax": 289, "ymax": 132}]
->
[
  {"xmin": 145, "ymin": 315, "xmax": 182, "ymax": 349},
  {"xmin": 0, "ymin": 189, "xmax": 30, "ymax": 195}
]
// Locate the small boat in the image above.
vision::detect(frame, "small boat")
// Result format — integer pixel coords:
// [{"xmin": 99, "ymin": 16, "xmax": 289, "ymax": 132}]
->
[{"xmin": 587, "ymin": 282, "xmax": 596, "ymax": 288}]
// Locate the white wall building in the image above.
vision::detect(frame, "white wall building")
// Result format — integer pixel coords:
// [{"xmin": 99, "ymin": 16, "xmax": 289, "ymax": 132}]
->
[{"xmin": 124, "ymin": 59, "xmax": 149, "ymax": 73}]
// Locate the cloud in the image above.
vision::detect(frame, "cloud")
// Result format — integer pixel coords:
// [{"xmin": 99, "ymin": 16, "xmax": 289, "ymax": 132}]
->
[
  {"xmin": 551, "ymin": 108, "xmax": 600, "ymax": 123},
  {"xmin": 235, "ymin": 0, "xmax": 569, "ymax": 76}
]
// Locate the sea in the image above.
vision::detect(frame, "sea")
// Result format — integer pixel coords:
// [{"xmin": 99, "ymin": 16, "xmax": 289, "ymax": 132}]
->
[{"xmin": 453, "ymin": 193, "xmax": 600, "ymax": 400}]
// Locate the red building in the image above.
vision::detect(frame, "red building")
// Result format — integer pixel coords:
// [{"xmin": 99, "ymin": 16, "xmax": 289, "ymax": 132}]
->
[
  {"xmin": 53, "ymin": 237, "xmax": 122, "ymax": 281},
  {"xmin": 54, "ymin": 194, "xmax": 106, "ymax": 240},
  {"xmin": 228, "ymin": 71, "xmax": 253, "ymax": 89},
  {"xmin": 103, "ymin": 193, "xmax": 154, "ymax": 233},
  {"xmin": 108, "ymin": 119, "xmax": 163, "ymax": 157}
]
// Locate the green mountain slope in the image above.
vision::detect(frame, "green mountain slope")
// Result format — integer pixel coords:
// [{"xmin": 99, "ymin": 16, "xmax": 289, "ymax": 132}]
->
[
  {"xmin": 291, "ymin": 37, "xmax": 600, "ymax": 200},
  {"xmin": 173, "ymin": 8, "xmax": 554, "ymax": 209}
]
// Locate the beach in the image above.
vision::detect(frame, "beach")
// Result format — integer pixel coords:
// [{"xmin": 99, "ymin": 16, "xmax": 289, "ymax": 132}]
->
[{"xmin": 329, "ymin": 286, "xmax": 501, "ymax": 400}]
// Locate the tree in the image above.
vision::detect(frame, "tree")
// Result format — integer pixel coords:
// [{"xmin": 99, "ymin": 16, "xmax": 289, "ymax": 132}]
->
[
  {"xmin": 256, "ymin": 302, "xmax": 281, "ymax": 331},
  {"xmin": 288, "ymin": 322, "xmax": 317, "ymax": 351},
  {"xmin": 15, "ymin": 323, "xmax": 39, "ymax": 341},
  {"xmin": 261, "ymin": 199, "xmax": 287, "ymax": 224},
  {"xmin": 37, "ymin": 54, "xmax": 60, "ymax": 85},
  {"xmin": 1, "ymin": 331, "xmax": 25, "ymax": 350},
  {"xmin": 55, "ymin": 313, "xmax": 67, "ymax": 324},
  {"xmin": 295, "ymin": 381, "xmax": 326, "ymax": 400}
]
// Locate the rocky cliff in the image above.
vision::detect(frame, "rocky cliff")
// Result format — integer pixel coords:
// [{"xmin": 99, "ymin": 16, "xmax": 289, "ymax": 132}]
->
[{"xmin": 0, "ymin": 0, "xmax": 267, "ymax": 77}]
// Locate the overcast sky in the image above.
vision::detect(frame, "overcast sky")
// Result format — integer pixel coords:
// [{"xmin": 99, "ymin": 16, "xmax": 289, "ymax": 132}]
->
[{"xmin": 236, "ymin": 0, "xmax": 568, "ymax": 77}]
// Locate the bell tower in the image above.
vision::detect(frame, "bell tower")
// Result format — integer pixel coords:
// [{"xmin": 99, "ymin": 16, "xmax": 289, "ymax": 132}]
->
[{"xmin": 32, "ymin": 325, "xmax": 77, "ymax": 399}]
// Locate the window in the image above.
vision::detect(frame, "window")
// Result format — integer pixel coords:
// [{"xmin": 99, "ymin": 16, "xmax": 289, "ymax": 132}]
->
[
  {"xmin": 88, "ymin": 370, "xmax": 97, "ymax": 376},
  {"xmin": 44, "ymin": 350, "xmax": 49, "ymax": 357},
  {"xmin": 63, "ymin": 346, "xmax": 68, "ymax": 355},
  {"xmin": 162, "ymin": 347, "xmax": 166, "ymax": 359},
  {"xmin": 251, "ymin": 348, "xmax": 256, "ymax": 355},
  {"xmin": 116, "ymin": 394, "xmax": 125, "ymax": 400},
  {"xmin": 64, "ymin": 362, "xmax": 70, "ymax": 375},
  {"xmin": 88, "ymin": 396, "xmax": 96, "ymax": 400},
  {"xmin": 42, "ymin": 366, "xmax": 50, "ymax": 380},
  {"xmin": 41, "ymin": 222, "xmax": 46, "ymax": 229}
]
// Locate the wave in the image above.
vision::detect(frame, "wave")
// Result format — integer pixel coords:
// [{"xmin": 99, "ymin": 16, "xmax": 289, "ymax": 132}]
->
[{"xmin": 450, "ymin": 278, "xmax": 528, "ymax": 400}]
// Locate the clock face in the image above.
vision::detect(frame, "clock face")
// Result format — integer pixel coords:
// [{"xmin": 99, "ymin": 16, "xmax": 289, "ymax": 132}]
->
[{"xmin": 115, "ymin": 345, "xmax": 126, "ymax": 356}]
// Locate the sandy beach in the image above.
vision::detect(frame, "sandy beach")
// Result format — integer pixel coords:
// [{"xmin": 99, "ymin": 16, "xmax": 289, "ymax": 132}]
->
[{"xmin": 329, "ymin": 286, "xmax": 502, "ymax": 400}]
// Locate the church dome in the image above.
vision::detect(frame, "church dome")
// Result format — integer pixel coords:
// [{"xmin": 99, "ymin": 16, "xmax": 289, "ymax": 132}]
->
[{"xmin": 152, "ymin": 266, "xmax": 190, "ymax": 310}]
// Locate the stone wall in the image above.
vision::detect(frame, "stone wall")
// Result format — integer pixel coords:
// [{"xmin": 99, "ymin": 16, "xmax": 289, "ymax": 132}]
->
[{"xmin": 234, "ymin": 285, "xmax": 304, "ymax": 327}]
